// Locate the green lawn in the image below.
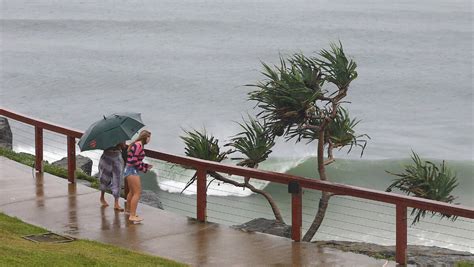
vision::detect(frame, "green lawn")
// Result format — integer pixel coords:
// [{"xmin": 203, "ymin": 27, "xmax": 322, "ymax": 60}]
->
[
  {"xmin": 457, "ymin": 261, "xmax": 474, "ymax": 267},
  {"xmin": 0, "ymin": 213, "xmax": 186, "ymax": 266}
]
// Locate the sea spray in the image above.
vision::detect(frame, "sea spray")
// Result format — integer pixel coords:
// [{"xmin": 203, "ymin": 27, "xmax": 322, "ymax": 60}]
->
[{"xmin": 151, "ymin": 156, "xmax": 310, "ymax": 197}]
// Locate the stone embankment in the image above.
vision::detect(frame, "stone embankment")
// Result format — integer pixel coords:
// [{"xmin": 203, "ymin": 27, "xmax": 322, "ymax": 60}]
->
[{"xmin": 235, "ymin": 218, "xmax": 473, "ymax": 266}]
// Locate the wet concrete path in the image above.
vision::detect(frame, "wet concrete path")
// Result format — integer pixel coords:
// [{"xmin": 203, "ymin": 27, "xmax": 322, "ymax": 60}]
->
[{"xmin": 0, "ymin": 157, "xmax": 394, "ymax": 266}]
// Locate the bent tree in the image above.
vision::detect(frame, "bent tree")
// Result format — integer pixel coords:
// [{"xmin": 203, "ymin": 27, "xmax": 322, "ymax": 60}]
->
[
  {"xmin": 181, "ymin": 118, "xmax": 285, "ymax": 223},
  {"xmin": 248, "ymin": 42, "xmax": 368, "ymax": 241},
  {"xmin": 180, "ymin": 42, "xmax": 460, "ymax": 242},
  {"xmin": 181, "ymin": 42, "xmax": 368, "ymax": 240}
]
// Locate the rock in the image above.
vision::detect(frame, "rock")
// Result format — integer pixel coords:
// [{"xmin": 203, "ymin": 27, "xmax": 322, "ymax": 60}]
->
[
  {"xmin": 232, "ymin": 218, "xmax": 291, "ymax": 238},
  {"xmin": 314, "ymin": 241, "xmax": 474, "ymax": 266},
  {"xmin": 139, "ymin": 190, "xmax": 164, "ymax": 210},
  {"xmin": 0, "ymin": 117, "xmax": 13, "ymax": 149},
  {"xmin": 52, "ymin": 155, "xmax": 93, "ymax": 175}
]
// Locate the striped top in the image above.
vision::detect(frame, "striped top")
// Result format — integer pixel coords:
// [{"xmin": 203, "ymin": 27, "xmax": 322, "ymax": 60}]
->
[{"xmin": 126, "ymin": 141, "xmax": 149, "ymax": 172}]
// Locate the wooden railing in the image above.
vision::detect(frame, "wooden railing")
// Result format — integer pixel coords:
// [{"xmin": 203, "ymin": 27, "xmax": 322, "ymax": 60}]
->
[{"xmin": 1, "ymin": 107, "xmax": 473, "ymax": 265}]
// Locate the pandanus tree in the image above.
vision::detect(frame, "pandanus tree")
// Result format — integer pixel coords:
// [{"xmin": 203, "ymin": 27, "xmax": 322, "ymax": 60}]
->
[
  {"xmin": 180, "ymin": 42, "xmax": 461, "ymax": 242},
  {"xmin": 181, "ymin": 118, "xmax": 285, "ymax": 223},
  {"xmin": 386, "ymin": 152, "xmax": 459, "ymax": 225},
  {"xmin": 181, "ymin": 42, "xmax": 368, "ymax": 239},
  {"xmin": 248, "ymin": 42, "xmax": 369, "ymax": 241}
]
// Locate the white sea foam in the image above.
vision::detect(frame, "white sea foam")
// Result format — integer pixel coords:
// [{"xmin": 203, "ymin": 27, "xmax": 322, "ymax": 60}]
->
[{"xmin": 155, "ymin": 156, "xmax": 309, "ymax": 197}]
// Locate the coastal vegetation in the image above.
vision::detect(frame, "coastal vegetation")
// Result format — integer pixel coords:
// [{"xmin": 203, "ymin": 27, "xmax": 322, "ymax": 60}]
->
[
  {"xmin": 0, "ymin": 147, "xmax": 99, "ymax": 188},
  {"xmin": 181, "ymin": 42, "xmax": 369, "ymax": 241},
  {"xmin": 0, "ymin": 213, "xmax": 185, "ymax": 266},
  {"xmin": 181, "ymin": 119, "xmax": 284, "ymax": 222},
  {"xmin": 180, "ymin": 42, "xmax": 461, "ymax": 241},
  {"xmin": 386, "ymin": 152, "xmax": 459, "ymax": 225}
]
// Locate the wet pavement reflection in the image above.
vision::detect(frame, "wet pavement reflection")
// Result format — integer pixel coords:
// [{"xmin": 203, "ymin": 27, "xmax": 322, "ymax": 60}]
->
[
  {"xmin": 35, "ymin": 172, "xmax": 44, "ymax": 208},
  {"xmin": 1, "ymin": 157, "xmax": 395, "ymax": 266},
  {"xmin": 66, "ymin": 183, "xmax": 78, "ymax": 235}
]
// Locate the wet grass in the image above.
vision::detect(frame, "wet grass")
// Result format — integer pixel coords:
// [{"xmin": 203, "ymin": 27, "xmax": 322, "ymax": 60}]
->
[
  {"xmin": 0, "ymin": 147, "xmax": 99, "ymax": 188},
  {"xmin": 0, "ymin": 213, "xmax": 186, "ymax": 266},
  {"xmin": 456, "ymin": 261, "xmax": 474, "ymax": 267}
]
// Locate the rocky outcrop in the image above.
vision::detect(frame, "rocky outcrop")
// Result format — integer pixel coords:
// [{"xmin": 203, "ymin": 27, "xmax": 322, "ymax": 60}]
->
[
  {"xmin": 0, "ymin": 117, "xmax": 13, "ymax": 149},
  {"xmin": 232, "ymin": 218, "xmax": 291, "ymax": 238},
  {"xmin": 52, "ymin": 155, "xmax": 93, "ymax": 175},
  {"xmin": 314, "ymin": 241, "xmax": 474, "ymax": 266},
  {"xmin": 140, "ymin": 190, "xmax": 164, "ymax": 210},
  {"xmin": 232, "ymin": 219, "xmax": 473, "ymax": 266}
]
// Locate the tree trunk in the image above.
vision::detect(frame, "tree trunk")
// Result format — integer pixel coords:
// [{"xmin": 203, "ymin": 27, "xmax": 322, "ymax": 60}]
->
[
  {"xmin": 317, "ymin": 128, "xmax": 327, "ymax": 181},
  {"xmin": 302, "ymin": 191, "xmax": 331, "ymax": 241},
  {"xmin": 324, "ymin": 140, "xmax": 335, "ymax": 165},
  {"xmin": 303, "ymin": 82, "xmax": 349, "ymax": 241},
  {"xmin": 244, "ymin": 181, "xmax": 285, "ymax": 223},
  {"xmin": 302, "ymin": 125, "xmax": 331, "ymax": 242},
  {"xmin": 209, "ymin": 171, "xmax": 285, "ymax": 223}
]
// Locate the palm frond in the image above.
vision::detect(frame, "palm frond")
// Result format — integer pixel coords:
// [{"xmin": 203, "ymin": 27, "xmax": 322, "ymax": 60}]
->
[
  {"xmin": 317, "ymin": 41, "xmax": 358, "ymax": 90},
  {"xmin": 181, "ymin": 129, "xmax": 230, "ymax": 162},
  {"xmin": 326, "ymin": 107, "xmax": 370, "ymax": 156},
  {"xmin": 248, "ymin": 54, "xmax": 324, "ymax": 138},
  {"xmin": 248, "ymin": 42, "xmax": 359, "ymax": 146},
  {"xmin": 180, "ymin": 129, "xmax": 232, "ymax": 194},
  {"xmin": 386, "ymin": 152, "xmax": 459, "ymax": 225},
  {"xmin": 226, "ymin": 117, "xmax": 275, "ymax": 168},
  {"xmin": 285, "ymin": 107, "xmax": 369, "ymax": 156}
]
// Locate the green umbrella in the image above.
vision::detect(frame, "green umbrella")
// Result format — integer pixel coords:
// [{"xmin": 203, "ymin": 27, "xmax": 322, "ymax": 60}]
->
[{"xmin": 78, "ymin": 113, "xmax": 145, "ymax": 151}]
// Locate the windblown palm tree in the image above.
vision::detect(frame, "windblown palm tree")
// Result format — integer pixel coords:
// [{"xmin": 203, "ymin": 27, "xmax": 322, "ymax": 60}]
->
[
  {"xmin": 179, "ymin": 41, "xmax": 460, "ymax": 243},
  {"xmin": 227, "ymin": 117, "xmax": 275, "ymax": 168},
  {"xmin": 386, "ymin": 152, "xmax": 458, "ymax": 225},
  {"xmin": 249, "ymin": 42, "xmax": 368, "ymax": 241},
  {"xmin": 181, "ymin": 118, "xmax": 284, "ymax": 223},
  {"xmin": 180, "ymin": 130, "xmax": 230, "ymax": 192}
]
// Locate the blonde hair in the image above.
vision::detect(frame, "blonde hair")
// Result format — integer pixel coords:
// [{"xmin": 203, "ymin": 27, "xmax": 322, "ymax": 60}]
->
[{"xmin": 129, "ymin": 130, "xmax": 151, "ymax": 150}]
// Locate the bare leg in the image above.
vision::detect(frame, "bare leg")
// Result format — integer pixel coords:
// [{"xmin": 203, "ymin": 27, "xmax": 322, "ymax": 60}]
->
[
  {"xmin": 100, "ymin": 191, "xmax": 109, "ymax": 207},
  {"xmin": 124, "ymin": 176, "xmax": 130, "ymax": 213},
  {"xmin": 124, "ymin": 176, "xmax": 130, "ymax": 199},
  {"xmin": 126, "ymin": 179, "xmax": 132, "ymax": 213},
  {"xmin": 114, "ymin": 198, "xmax": 124, "ymax": 211},
  {"xmin": 128, "ymin": 175, "xmax": 142, "ymax": 222}
]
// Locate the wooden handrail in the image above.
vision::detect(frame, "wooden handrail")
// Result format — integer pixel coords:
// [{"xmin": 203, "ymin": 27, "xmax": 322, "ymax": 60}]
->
[
  {"xmin": 3, "ymin": 107, "xmax": 474, "ymax": 265},
  {"xmin": 147, "ymin": 150, "xmax": 474, "ymax": 219},
  {"xmin": 1, "ymin": 107, "xmax": 473, "ymax": 219},
  {"xmin": 0, "ymin": 108, "xmax": 83, "ymax": 138}
]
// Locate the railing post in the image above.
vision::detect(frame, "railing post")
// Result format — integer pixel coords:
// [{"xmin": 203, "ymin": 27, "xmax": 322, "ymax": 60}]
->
[
  {"xmin": 35, "ymin": 126, "xmax": 43, "ymax": 173},
  {"xmin": 289, "ymin": 181, "xmax": 302, "ymax": 242},
  {"xmin": 196, "ymin": 167, "xmax": 207, "ymax": 222},
  {"xmin": 396, "ymin": 204, "xmax": 407, "ymax": 265},
  {"xmin": 67, "ymin": 136, "xmax": 76, "ymax": 183}
]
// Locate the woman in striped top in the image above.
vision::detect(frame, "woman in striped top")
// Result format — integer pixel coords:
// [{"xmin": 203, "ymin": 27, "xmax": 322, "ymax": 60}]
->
[{"xmin": 124, "ymin": 130, "xmax": 152, "ymax": 222}]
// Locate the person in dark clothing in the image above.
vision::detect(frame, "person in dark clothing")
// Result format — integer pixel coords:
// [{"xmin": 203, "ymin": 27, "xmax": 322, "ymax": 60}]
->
[{"xmin": 98, "ymin": 143, "xmax": 124, "ymax": 211}]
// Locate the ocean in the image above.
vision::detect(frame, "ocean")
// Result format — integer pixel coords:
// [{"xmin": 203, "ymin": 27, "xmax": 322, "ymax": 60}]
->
[{"xmin": 1, "ymin": 0, "xmax": 473, "ymax": 252}]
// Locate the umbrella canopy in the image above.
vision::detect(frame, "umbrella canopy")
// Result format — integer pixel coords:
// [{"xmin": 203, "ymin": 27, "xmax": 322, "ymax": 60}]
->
[{"xmin": 78, "ymin": 112, "xmax": 145, "ymax": 151}]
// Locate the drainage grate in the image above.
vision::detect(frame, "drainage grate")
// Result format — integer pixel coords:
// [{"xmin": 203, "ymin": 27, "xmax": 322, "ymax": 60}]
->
[{"xmin": 22, "ymin": 232, "xmax": 75, "ymax": 243}]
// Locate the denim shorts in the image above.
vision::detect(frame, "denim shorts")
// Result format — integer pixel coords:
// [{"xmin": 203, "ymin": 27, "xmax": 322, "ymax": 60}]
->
[{"xmin": 124, "ymin": 166, "xmax": 139, "ymax": 177}]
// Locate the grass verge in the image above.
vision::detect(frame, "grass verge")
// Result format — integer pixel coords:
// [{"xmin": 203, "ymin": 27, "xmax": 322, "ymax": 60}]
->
[
  {"xmin": 0, "ymin": 213, "xmax": 186, "ymax": 266},
  {"xmin": 0, "ymin": 147, "xmax": 99, "ymax": 188},
  {"xmin": 456, "ymin": 261, "xmax": 474, "ymax": 267}
]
